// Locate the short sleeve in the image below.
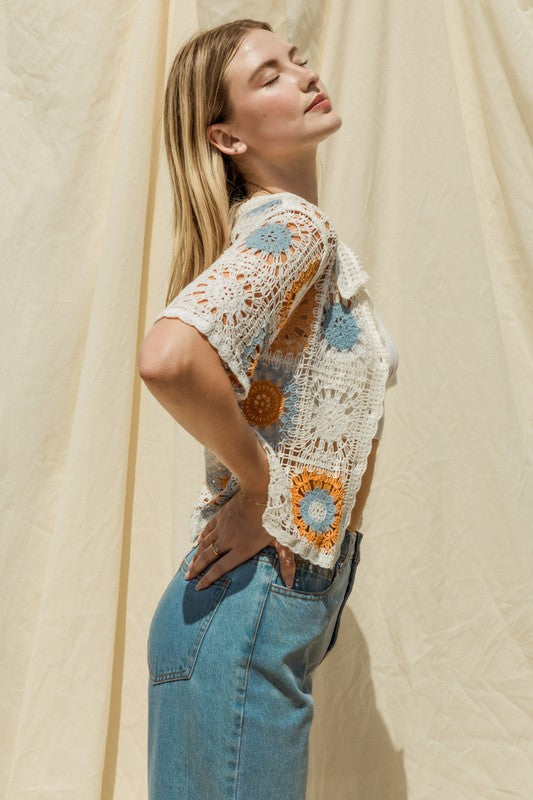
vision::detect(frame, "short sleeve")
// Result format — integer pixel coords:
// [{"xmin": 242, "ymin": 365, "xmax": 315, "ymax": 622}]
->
[
  {"xmin": 373, "ymin": 308, "xmax": 399, "ymax": 390},
  {"xmin": 153, "ymin": 202, "xmax": 336, "ymax": 400},
  {"xmin": 372, "ymin": 310, "xmax": 398, "ymax": 440}
]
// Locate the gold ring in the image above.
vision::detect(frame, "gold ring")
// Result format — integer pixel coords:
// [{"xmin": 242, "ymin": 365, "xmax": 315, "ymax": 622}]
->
[{"xmin": 210, "ymin": 540, "xmax": 221, "ymax": 556}]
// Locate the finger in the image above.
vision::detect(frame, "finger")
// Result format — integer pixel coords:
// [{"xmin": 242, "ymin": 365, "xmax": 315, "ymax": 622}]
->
[
  {"xmin": 195, "ymin": 523, "xmax": 217, "ymax": 549},
  {"xmin": 198, "ymin": 524, "xmax": 215, "ymax": 542},
  {"xmin": 195, "ymin": 552, "xmax": 236, "ymax": 591},
  {"xmin": 186, "ymin": 541, "xmax": 217, "ymax": 578},
  {"xmin": 186, "ymin": 542, "xmax": 201, "ymax": 568},
  {"xmin": 189, "ymin": 539, "xmax": 210, "ymax": 565},
  {"xmin": 194, "ymin": 535, "xmax": 210, "ymax": 558},
  {"xmin": 278, "ymin": 546, "xmax": 296, "ymax": 588}
]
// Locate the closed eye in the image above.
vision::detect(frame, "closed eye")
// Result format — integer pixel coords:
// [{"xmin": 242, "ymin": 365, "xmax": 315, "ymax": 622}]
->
[{"xmin": 264, "ymin": 59, "xmax": 309, "ymax": 86}]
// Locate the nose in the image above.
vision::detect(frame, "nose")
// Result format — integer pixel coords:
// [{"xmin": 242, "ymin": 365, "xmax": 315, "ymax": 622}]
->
[
  {"xmin": 292, "ymin": 59, "xmax": 320, "ymax": 90},
  {"xmin": 302, "ymin": 63, "xmax": 320, "ymax": 89}
]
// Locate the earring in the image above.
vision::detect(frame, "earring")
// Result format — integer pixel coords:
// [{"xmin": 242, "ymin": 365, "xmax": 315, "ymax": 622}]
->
[{"xmin": 233, "ymin": 146, "xmax": 239, "ymax": 153}]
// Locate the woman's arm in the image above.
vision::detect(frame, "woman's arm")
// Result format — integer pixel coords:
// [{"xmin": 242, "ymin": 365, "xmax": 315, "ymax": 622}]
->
[
  {"xmin": 139, "ymin": 318, "xmax": 381, "ymax": 532},
  {"xmin": 347, "ymin": 438, "xmax": 380, "ymax": 531},
  {"xmin": 138, "ymin": 316, "xmax": 270, "ymax": 499}
]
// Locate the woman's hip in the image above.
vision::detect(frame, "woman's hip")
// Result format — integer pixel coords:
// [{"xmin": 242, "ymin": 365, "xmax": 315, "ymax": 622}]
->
[
  {"xmin": 147, "ymin": 528, "xmax": 364, "ymax": 798},
  {"xmin": 147, "ymin": 526, "xmax": 364, "ymax": 687}
]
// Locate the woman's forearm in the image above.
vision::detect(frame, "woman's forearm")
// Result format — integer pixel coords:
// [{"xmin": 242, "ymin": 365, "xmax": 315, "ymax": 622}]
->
[
  {"xmin": 139, "ymin": 319, "xmax": 380, "ymax": 527},
  {"xmin": 138, "ymin": 320, "xmax": 269, "ymax": 499}
]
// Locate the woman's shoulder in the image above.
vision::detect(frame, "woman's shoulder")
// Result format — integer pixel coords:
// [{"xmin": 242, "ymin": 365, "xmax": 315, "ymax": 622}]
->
[{"xmin": 232, "ymin": 191, "xmax": 338, "ymax": 243}]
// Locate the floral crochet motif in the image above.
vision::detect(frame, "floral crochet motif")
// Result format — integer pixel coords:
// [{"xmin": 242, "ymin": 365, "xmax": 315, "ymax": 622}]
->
[
  {"xmin": 239, "ymin": 362, "xmax": 299, "ymax": 448},
  {"xmin": 154, "ymin": 191, "xmax": 399, "ymax": 568},
  {"xmin": 291, "ymin": 469, "xmax": 345, "ymax": 552},
  {"xmin": 244, "ymin": 223, "xmax": 293, "ymax": 254},
  {"xmin": 323, "ymin": 301, "xmax": 360, "ymax": 351}
]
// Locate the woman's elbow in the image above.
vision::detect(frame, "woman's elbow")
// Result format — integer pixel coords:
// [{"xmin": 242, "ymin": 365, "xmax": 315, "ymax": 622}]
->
[
  {"xmin": 138, "ymin": 347, "xmax": 165, "ymax": 382},
  {"xmin": 138, "ymin": 320, "xmax": 189, "ymax": 382}
]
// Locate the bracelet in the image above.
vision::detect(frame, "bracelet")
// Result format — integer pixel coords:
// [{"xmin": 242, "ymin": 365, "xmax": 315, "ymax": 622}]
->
[{"xmin": 240, "ymin": 490, "xmax": 268, "ymax": 507}]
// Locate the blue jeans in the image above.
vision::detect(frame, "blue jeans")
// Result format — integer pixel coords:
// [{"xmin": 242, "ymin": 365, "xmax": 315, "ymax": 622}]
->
[{"xmin": 147, "ymin": 528, "xmax": 363, "ymax": 800}]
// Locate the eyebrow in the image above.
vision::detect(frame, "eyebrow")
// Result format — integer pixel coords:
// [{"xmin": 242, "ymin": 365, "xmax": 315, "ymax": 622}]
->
[{"xmin": 248, "ymin": 45, "xmax": 300, "ymax": 83}]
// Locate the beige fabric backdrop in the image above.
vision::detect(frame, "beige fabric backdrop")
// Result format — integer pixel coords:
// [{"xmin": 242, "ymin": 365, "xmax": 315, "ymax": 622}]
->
[{"xmin": 2, "ymin": 1, "xmax": 532, "ymax": 798}]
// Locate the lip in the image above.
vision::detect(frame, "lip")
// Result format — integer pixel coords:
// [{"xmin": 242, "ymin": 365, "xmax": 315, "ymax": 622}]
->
[{"xmin": 305, "ymin": 92, "xmax": 330, "ymax": 112}]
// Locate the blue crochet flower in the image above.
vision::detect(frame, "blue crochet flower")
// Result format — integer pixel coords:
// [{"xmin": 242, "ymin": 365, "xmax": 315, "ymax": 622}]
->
[
  {"xmin": 252, "ymin": 362, "xmax": 299, "ymax": 448},
  {"xmin": 244, "ymin": 223, "xmax": 293, "ymax": 254},
  {"xmin": 243, "ymin": 198, "xmax": 283, "ymax": 217},
  {"xmin": 323, "ymin": 302, "xmax": 360, "ymax": 351},
  {"xmin": 299, "ymin": 488, "xmax": 337, "ymax": 533}
]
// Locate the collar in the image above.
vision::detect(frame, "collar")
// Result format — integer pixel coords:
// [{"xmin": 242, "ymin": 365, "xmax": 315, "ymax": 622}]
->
[{"xmin": 335, "ymin": 240, "xmax": 370, "ymax": 299}]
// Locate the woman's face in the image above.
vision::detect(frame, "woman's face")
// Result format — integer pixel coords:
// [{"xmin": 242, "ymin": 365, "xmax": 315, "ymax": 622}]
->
[{"xmin": 217, "ymin": 28, "xmax": 342, "ymax": 160}]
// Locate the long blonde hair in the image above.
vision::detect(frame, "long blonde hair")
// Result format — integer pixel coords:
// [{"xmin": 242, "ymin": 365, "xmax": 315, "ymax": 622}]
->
[{"xmin": 162, "ymin": 19, "xmax": 273, "ymax": 306}]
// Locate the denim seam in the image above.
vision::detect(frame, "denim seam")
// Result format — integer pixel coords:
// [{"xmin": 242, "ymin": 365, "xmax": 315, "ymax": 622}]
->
[
  {"xmin": 270, "ymin": 581, "xmax": 337, "ymax": 601},
  {"xmin": 232, "ymin": 562, "xmax": 274, "ymax": 800},
  {"xmin": 148, "ymin": 576, "xmax": 231, "ymax": 684}
]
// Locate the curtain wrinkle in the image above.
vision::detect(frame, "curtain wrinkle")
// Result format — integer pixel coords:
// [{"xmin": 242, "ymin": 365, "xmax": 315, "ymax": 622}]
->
[
  {"xmin": 442, "ymin": 1, "xmax": 533, "ymax": 429},
  {"xmin": 2, "ymin": 1, "xmax": 197, "ymax": 798},
  {"xmin": 100, "ymin": 3, "xmax": 179, "ymax": 797},
  {"xmin": 2, "ymin": 1, "xmax": 532, "ymax": 798}
]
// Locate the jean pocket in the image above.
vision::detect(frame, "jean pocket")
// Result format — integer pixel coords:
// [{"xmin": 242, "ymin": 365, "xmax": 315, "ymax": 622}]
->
[
  {"xmin": 271, "ymin": 547, "xmax": 351, "ymax": 600},
  {"xmin": 147, "ymin": 566, "xmax": 230, "ymax": 685},
  {"xmin": 291, "ymin": 563, "xmax": 338, "ymax": 596}
]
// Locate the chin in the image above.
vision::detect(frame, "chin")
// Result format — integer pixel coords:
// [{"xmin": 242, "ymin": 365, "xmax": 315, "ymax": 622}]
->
[
  {"xmin": 330, "ymin": 110, "xmax": 343, "ymax": 129},
  {"xmin": 321, "ymin": 110, "xmax": 343, "ymax": 137}
]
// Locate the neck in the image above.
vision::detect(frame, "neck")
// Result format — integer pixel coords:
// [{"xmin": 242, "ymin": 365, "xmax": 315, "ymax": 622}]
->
[{"xmin": 241, "ymin": 150, "xmax": 319, "ymax": 206}]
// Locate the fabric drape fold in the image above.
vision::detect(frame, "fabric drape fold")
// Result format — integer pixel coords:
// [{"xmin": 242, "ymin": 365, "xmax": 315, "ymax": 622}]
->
[{"xmin": 1, "ymin": 1, "xmax": 531, "ymax": 797}]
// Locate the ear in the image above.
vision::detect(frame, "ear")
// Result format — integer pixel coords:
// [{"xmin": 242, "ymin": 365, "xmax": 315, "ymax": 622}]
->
[{"xmin": 207, "ymin": 123, "xmax": 247, "ymax": 156}]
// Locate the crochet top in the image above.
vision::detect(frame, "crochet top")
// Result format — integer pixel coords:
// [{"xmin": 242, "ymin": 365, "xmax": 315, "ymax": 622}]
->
[{"xmin": 154, "ymin": 191, "xmax": 399, "ymax": 568}]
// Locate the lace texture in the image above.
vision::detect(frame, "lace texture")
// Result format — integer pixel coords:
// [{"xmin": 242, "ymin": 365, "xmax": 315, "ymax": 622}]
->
[{"xmin": 154, "ymin": 192, "xmax": 398, "ymax": 568}]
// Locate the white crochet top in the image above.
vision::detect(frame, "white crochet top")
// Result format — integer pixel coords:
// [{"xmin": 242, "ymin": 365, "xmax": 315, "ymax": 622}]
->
[{"xmin": 154, "ymin": 191, "xmax": 399, "ymax": 568}]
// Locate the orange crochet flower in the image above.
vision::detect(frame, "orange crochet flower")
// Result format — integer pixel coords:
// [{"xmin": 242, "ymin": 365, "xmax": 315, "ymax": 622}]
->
[
  {"xmin": 240, "ymin": 380, "xmax": 284, "ymax": 427},
  {"xmin": 290, "ymin": 468, "xmax": 345, "ymax": 552}
]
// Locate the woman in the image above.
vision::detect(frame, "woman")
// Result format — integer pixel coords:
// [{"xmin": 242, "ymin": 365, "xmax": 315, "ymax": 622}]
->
[{"xmin": 139, "ymin": 18, "xmax": 398, "ymax": 800}]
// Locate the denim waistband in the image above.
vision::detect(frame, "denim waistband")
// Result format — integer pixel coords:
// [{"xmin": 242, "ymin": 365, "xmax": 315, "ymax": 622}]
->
[{"xmin": 255, "ymin": 527, "xmax": 361, "ymax": 578}]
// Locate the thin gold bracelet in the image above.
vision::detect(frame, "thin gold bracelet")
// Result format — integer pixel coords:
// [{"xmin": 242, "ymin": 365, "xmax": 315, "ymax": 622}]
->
[{"xmin": 240, "ymin": 490, "xmax": 268, "ymax": 507}]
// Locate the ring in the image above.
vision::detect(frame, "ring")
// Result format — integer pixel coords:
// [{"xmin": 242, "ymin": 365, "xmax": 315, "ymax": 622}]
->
[{"xmin": 210, "ymin": 540, "xmax": 221, "ymax": 556}]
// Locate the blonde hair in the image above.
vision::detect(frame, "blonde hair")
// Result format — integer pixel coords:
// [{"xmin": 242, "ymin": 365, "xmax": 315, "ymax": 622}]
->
[{"xmin": 162, "ymin": 19, "xmax": 273, "ymax": 306}]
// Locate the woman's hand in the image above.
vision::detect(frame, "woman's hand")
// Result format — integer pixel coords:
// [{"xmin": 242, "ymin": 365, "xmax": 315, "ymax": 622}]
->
[{"xmin": 184, "ymin": 490, "xmax": 296, "ymax": 590}]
